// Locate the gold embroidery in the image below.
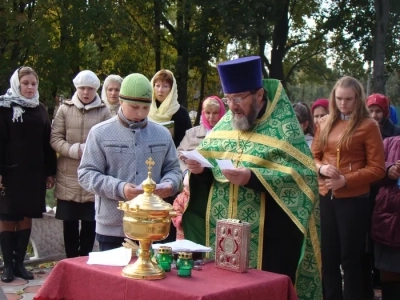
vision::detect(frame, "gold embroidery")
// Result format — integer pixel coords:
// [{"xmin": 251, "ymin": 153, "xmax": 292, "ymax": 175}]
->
[
  {"xmin": 205, "ymin": 181, "xmax": 214, "ymax": 249},
  {"xmin": 257, "ymin": 192, "xmax": 266, "ymax": 270},
  {"xmin": 206, "ymin": 131, "xmax": 315, "ymax": 171},
  {"xmin": 233, "ymin": 185, "xmax": 240, "ymax": 219},
  {"xmin": 203, "ymin": 150, "xmax": 316, "ymax": 204},
  {"xmin": 309, "ymin": 214, "xmax": 322, "ymax": 274},
  {"xmin": 263, "ymin": 83, "xmax": 283, "ymax": 121},
  {"xmin": 254, "ymin": 170, "xmax": 306, "ymax": 235},
  {"xmin": 235, "ymin": 125, "xmax": 260, "ymax": 167}
]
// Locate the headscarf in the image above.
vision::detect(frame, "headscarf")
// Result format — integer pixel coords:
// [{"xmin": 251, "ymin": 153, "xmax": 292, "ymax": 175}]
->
[
  {"xmin": 366, "ymin": 93, "xmax": 390, "ymax": 119},
  {"xmin": 148, "ymin": 70, "xmax": 180, "ymax": 123},
  {"xmin": 311, "ymin": 98, "xmax": 329, "ymax": 115},
  {"xmin": 200, "ymin": 96, "xmax": 226, "ymax": 130},
  {"xmin": 0, "ymin": 67, "xmax": 39, "ymax": 122},
  {"xmin": 101, "ymin": 74, "xmax": 123, "ymax": 115}
]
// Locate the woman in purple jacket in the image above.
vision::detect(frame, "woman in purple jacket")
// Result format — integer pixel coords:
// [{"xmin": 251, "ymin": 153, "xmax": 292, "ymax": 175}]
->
[{"xmin": 372, "ymin": 136, "xmax": 400, "ymax": 299}]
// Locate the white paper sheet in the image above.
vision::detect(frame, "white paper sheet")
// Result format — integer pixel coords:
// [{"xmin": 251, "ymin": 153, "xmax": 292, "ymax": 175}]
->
[
  {"xmin": 87, "ymin": 246, "xmax": 132, "ymax": 266},
  {"xmin": 180, "ymin": 150, "xmax": 213, "ymax": 168},
  {"xmin": 152, "ymin": 239, "xmax": 212, "ymax": 253},
  {"xmin": 216, "ymin": 159, "xmax": 235, "ymax": 170}
]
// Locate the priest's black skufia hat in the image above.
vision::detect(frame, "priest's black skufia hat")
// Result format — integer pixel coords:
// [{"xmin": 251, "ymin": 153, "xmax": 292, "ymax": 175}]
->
[{"xmin": 217, "ymin": 56, "xmax": 263, "ymax": 94}]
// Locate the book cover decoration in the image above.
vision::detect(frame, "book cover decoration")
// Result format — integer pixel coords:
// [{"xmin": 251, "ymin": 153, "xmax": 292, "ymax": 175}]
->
[
  {"xmin": 159, "ymin": 121, "xmax": 175, "ymax": 138},
  {"xmin": 215, "ymin": 219, "xmax": 250, "ymax": 273}
]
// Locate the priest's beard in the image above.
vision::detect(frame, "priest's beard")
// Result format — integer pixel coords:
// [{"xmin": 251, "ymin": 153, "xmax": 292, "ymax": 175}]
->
[{"xmin": 231, "ymin": 98, "xmax": 259, "ymax": 131}]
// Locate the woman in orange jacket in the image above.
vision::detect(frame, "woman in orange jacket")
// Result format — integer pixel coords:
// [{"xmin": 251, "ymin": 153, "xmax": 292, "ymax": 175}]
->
[{"xmin": 311, "ymin": 76, "xmax": 386, "ymax": 300}]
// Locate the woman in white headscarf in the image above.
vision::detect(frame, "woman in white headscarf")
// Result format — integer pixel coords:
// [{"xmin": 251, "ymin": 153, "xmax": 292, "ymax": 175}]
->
[
  {"xmin": 51, "ymin": 70, "xmax": 112, "ymax": 258},
  {"xmin": 0, "ymin": 66, "xmax": 57, "ymax": 282},
  {"xmin": 148, "ymin": 69, "xmax": 192, "ymax": 147},
  {"xmin": 101, "ymin": 74, "xmax": 123, "ymax": 115}
]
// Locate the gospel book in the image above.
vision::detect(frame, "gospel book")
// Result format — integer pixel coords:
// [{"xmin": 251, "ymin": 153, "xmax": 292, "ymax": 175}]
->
[{"xmin": 215, "ymin": 219, "xmax": 250, "ymax": 273}]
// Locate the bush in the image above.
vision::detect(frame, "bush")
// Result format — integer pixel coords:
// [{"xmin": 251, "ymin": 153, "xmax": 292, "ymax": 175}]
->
[{"xmin": 46, "ymin": 188, "xmax": 57, "ymax": 208}]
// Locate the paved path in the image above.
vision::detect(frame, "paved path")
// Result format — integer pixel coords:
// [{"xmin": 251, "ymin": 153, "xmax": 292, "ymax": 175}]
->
[{"xmin": 0, "ymin": 266, "xmax": 54, "ymax": 300}]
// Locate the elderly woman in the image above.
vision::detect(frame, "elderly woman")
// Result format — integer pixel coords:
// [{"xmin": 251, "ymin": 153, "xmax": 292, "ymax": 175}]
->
[
  {"xmin": 101, "ymin": 74, "xmax": 123, "ymax": 115},
  {"xmin": 0, "ymin": 66, "xmax": 57, "ymax": 282},
  {"xmin": 51, "ymin": 70, "xmax": 111, "ymax": 258},
  {"xmin": 148, "ymin": 69, "xmax": 192, "ymax": 147},
  {"xmin": 177, "ymin": 96, "xmax": 225, "ymax": 172}
]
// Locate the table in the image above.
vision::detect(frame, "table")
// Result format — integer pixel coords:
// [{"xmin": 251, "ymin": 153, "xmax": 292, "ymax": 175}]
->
[{"xmin": 34, "ymin": 257, "xmax": 298, "ymax": 300}]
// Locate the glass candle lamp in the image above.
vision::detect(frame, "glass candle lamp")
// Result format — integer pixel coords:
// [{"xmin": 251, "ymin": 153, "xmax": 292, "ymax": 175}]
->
[
  {"xmin": 156, "ymin": 246, "xmax": 173, "ymax": 272},
  {"xmin": 177, "ymin": 252, "xmax": 194, "ymax": 277}
]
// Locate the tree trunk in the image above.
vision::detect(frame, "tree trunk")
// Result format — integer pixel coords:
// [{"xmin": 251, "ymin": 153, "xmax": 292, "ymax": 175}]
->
[
  {"xmin": 174, "ymin": 0, "xmax": 190, "ymax": 108},
  {"xmin": 194, "ymin": 69, "xmax": 206, "ymax": 126},
  {"xmin": 154, "ymin": 0, "xmax": 161, "ymax": 72},
  {"xmin": 373, "ymin": 0, "xmax": 390, "ymax": 94},
  {"xmin": 269, "ymin": 0, "xmax": 289, "ymax": 86},
  {"xmin": 258, "ymin": 35, "xmax": 268, "ymax": 78}
]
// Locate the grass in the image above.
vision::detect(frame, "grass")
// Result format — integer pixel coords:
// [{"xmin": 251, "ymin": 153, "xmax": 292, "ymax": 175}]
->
[{"xmin": 46, "ymin": 188, "xmax": 56, "ymax": 208}]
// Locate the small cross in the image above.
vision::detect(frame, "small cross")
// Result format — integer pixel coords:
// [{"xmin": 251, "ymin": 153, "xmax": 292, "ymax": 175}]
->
[{"xmin": 145, "ymin": 157, "xmax": 155, "ymax": 172}]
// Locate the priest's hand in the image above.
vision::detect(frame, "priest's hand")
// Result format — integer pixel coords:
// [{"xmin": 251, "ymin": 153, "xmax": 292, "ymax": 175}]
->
[
  {"xmin": 153, "ymin": 182, "xmax": 173, "ymax": 199},
  {"xmin": 185, "ymin": 159, "xmax": 204, "ymax": 174},
  {"xmin": 123, "ymin": 183, "xmax": 143, "ymax": 200},
  {"xmin": 222, "ymin": 167, "xmax": 251, "ymax": 186}
]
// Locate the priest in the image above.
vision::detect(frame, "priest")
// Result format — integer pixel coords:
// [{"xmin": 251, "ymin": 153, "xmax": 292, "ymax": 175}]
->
[{"xmin": 183, "ymin": 56, "xmax": 321, "ymax": 300}]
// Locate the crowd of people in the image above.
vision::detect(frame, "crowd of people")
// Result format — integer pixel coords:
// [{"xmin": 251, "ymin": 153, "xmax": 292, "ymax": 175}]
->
[{"xmin": 0, "ymin": 56, "xmax": 399, "ymax": 300}]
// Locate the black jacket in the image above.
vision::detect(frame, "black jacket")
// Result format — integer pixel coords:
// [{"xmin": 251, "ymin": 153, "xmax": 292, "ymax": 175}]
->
[{"xmin": 381, "ymin": 118, "xmax": 400, "ymax": 139}]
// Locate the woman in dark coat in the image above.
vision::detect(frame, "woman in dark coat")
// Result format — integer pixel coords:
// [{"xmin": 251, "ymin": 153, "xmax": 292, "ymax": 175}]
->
[
  {"xmin": 372, "ymin": 136, "xmax": 400, "ymax": 299},
  {"xmin": 0, "ymin": 66, "xmax": 57, "ymax": 282}
]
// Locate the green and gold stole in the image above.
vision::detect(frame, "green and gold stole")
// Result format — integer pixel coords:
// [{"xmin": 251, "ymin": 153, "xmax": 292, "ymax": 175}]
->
[{"xmin": 195, "ymin": 79, "xmax": 321, "ymax": 300}]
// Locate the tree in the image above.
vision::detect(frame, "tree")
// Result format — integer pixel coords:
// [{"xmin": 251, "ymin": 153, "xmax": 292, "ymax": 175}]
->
[
  {"xmin": 215, "ymin": 0, "xmax": 354, "ymax": 86},
  {"xmin": 0, "ymin": 0, "xmax": 38, "ymax": 93},
  {"xmin": 373, "ymin": 0, "xmax": 390, "ymax": 93}
]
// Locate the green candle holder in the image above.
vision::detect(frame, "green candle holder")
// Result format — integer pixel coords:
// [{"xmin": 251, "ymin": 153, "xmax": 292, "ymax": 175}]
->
[
  {"xmin": 156, "ymin": 246, "xmax": 173, "ymax": 272},
  {"xmin": 177, "ymin": 252, "xmax": 194, "ymax": 277}
]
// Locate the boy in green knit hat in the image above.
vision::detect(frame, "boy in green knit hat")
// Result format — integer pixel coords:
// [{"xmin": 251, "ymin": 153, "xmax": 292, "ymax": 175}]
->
[{"xmin": 78, "ymin": 73, "xmax": 182, "ymax": 251}]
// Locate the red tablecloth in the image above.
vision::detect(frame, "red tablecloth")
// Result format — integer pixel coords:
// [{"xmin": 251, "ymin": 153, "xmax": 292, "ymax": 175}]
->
[{"xmin": 34, "ymin": 257, "xmax": 298, "ymax": 300}]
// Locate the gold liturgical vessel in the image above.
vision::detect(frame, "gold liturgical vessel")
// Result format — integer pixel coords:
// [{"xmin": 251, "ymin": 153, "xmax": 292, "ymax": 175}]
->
[{"xmin": 118, "ymin": 157, "xmax": 176, "ymax": 280}]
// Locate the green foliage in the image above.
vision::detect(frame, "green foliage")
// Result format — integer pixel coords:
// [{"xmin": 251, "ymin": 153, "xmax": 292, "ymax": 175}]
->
[
  {"xmin": 46, "ymin": 188, "xmax": 57, "ymax": 209},
  {"xmin": 385, "ymin": 71, "xmax": 400, "ymax": 104},
  {"xmin": 0, "ymin": 0, "xmax": 399, "ymax": 103},
  {"xmin": 286, "ymin": 82, "xmax": 332, "ymax": 104}
]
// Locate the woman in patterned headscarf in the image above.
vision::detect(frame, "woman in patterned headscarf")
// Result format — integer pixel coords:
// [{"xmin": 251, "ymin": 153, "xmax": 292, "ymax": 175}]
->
[{"xmin": 0, "ymin": 66, "xmax": 57, "ymax": 282}]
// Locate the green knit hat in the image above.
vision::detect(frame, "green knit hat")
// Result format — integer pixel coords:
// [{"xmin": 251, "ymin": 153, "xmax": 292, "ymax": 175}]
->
[{"xmin": 119, "ymin": 73, "xmax": 152, "ymax": 105}]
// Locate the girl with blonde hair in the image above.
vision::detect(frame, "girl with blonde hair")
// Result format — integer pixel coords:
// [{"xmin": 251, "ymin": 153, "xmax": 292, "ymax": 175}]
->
[{"xmin": 312, "ymin": 76, "xmax": 386, "ymax": 299}]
